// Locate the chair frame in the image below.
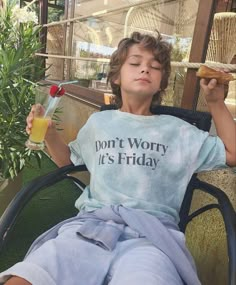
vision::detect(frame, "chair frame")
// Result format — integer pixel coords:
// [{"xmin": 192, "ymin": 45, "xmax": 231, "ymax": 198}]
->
[{"xmin": 0, "ymin": 105, "xmax": 235, "ymax": 285}]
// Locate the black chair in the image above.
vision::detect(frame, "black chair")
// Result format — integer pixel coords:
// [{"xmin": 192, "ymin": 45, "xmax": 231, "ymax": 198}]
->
[{"xmin": 0, "ymin": 105, "xmax": 235, "ymax": 285}]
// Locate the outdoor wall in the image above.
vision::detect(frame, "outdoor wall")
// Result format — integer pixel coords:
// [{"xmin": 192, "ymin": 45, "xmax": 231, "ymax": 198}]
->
[{"xmin": 56, "ymin": 95, "xmax": 99, "ymax": 144}]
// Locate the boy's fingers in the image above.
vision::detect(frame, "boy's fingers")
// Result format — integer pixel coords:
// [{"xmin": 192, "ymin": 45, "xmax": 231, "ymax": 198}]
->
[
  {"xmin": 200, "ymin": 78, "xmax": 207, "ymax": 86},
  {"xmin": 31, "ymin": 104, "xmax": 45, "ymax": 116},
  {"xmin": 26, "ymin": 110, "xmax": 34, "ymax": 123},
  {"xmin": 26, "ymin": 104, "xmax": 48, "ymax": 135},
  {"xmin": 200, "ymin": 78, "xmax": 210, "ymax": 91},
  {"xmin": 26, "ymin": 105, "xmax": 36, "ymax": 133},
  {"xmin": 26, "ymin": 126, "xmax": 31, "ymax": 135},
  {"xmin": 26, "ymin": 117, "xmax": 33, "ymax": 134},
  {"xmin": 207, "ymin": 79, "xmax": 217, "ymax": 89},
  {"xmin": 221, "ymin": 68, "xmax": 230, "ymax": 73},
  {"xmin": 31, "ymin": 104, "xmax": 37, "ymax": 113},
  {"xmin": 26, "ymin": 117, "xmax": 33, "ymax": 127}
]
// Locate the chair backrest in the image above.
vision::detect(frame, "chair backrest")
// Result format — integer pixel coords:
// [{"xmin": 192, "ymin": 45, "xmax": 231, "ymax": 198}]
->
[
  {"xmin": 100, "ymin": 104, "xmax": 212, "ymax": 232},
  {"xmin": 101, "ymin": 104, "xmax": 212, "ymax": 132},
  {"xmin": 151, "ymin": 105, "xmax": 212, "ymax": 132}
]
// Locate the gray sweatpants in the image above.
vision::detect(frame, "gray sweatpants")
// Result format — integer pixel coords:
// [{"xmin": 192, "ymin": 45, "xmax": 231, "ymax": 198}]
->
[{"xmin": 0, "ymin": 220, "xmax": 183, "ymax": 285}]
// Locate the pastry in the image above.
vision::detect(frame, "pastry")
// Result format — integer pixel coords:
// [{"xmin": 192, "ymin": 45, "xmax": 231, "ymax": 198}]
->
[{"xmin": 196, "ymin": 65, "xmax": 234, "ymax": 84}]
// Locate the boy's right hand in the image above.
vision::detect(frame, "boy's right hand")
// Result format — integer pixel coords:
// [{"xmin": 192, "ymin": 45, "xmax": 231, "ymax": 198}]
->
[{"xmin": 26, "ymin": 104, "xmax": 54, "ymax": 136}]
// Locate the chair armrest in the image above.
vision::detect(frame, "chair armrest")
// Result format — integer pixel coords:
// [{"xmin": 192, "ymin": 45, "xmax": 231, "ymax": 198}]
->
[
  {"xmin": 182, "ymin": 177, "xmax": 236, "ymax": 285},
  {"xmin": 0, "ymin": 164, "xmax": 87, "ymax": 251}
]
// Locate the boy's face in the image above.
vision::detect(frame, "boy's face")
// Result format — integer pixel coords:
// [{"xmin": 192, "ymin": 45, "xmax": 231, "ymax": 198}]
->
[{"xmin": 114, "ymin": 44, "xmax": 162, "ymax": 101}]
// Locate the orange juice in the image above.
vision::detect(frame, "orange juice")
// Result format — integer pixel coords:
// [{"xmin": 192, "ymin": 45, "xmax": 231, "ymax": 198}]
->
[
  {"xmin": 104, "ymin": 93, "xmax": 112, "ymax": 105},
  {"xmin": 29, "ymin": 117, "xmax": 50, "ymax": 143}
]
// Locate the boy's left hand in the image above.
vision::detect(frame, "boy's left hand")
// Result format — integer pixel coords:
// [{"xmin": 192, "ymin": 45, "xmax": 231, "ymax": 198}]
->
[
  {"xmin": 199, "ymin": 69, "xmax": 236, "ymax": 167},
  {"xmin": 200, "ymin": 69, "xmax": 229, "ymax": 104}
]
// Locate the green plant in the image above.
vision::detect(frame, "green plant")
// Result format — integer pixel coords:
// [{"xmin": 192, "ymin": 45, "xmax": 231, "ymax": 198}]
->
[
  {"xmin": 171, "ymin": 36, "xmax": 188, "ymax": 62},
  {"xmin": 0, "ymin": 0, "xmax": 45, "ymax": 179}
]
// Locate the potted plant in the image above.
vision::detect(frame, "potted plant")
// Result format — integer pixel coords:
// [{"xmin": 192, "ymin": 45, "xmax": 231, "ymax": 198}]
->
[{"xmin": 0, "ymin": 0, "xmax": 45, "ymax": 213}]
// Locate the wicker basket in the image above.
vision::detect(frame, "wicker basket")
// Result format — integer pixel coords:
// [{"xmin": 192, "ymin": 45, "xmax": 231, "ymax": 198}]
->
[{"xmin": 206, "ymin": 12, "xmax": 236, "ymax": 64}]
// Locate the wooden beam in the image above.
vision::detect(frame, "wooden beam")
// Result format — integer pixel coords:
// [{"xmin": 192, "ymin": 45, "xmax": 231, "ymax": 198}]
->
[
  {"xmin": 216, "ymin": 0, "xmax": 233, "ymax": 12},
  {"xmin": 39, "ymin": 0, "xmax": 48, "ymax": 64},
  {"xmin": 181, "ymin": 0, "xmax": 218, "ymax": 110},
  {"xmin": 65, "ymin": 0, "xmax": 76, "ymax": 81}
]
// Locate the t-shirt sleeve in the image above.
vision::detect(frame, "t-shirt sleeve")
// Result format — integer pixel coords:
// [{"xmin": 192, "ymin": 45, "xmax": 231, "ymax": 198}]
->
[
  {"xmin": 68, "ymin": 135, "xmax": 85, "ymax": 166},
  {"xmin": 68, "ymin": 115, "xmax": 94, "ymax": 166},
  {"xmin": 194, "ymin": 134, "xmax": 227, "ymax": 172}
]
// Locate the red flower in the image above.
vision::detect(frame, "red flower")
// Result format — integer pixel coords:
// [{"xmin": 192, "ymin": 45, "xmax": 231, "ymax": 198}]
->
[{"xmin": 49, "ymin": 85, "xmax": 65, "ymax": 97}]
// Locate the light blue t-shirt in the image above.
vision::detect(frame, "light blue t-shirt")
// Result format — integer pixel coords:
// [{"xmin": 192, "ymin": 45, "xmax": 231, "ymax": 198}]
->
[{"xmin": 69, "ymin": 110, "xmax": 226, "ymax": 223}]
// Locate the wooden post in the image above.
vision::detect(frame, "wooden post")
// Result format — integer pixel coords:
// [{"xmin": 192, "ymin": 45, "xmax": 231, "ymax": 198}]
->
[
  {"xmin": 181, "ymin": 0, "xmax": 218, "ymax": 110},
  {"xmin": 65, "ymin": 0, "xmax": 76, "ymax": 81},
  {"xmin": 39, "ymin": 0, "xmax": 48, "ymax": 68}
]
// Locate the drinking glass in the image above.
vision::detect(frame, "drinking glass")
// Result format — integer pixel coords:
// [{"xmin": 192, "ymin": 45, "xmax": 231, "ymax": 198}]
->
[
  {"xmin": 25, "ymin": 81, "xmax": 77, "ymax": 150},
  {"xmin": 104, "ymin": 93, "xmax": 114, "ymax": 105},
  {"xmin": 25, "ymin": 86, "xmax": 58, "ymax": 150}
]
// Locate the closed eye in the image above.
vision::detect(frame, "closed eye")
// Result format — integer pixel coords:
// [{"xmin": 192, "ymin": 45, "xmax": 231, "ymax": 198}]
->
[{"xmin": 151, "ymin": 66, "xmax": 161, "ymax": 70}]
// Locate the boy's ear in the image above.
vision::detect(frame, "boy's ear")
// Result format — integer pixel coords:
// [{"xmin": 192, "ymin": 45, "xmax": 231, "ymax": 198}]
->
[{"xmin": 113, "ymin": 76, "xmax": 121, "ymax": 85}]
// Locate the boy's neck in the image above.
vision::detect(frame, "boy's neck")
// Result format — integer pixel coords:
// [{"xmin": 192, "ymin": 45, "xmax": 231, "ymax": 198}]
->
[
  {"xmin": 120, "ymin": 102, "xmax": 152, "ymax": 116},
  {"xmin": 119, "ymin": 94, "xmax": 153, "ymax": 116}
]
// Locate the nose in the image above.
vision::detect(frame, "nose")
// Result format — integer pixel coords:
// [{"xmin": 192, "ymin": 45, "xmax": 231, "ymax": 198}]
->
[{"xmin": 141, "ymin": 65, "xmax": 149, "ymax": 74}]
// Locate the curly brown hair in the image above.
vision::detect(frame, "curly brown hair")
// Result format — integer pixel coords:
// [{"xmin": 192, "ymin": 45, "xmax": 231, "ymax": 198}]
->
[{"xmin": 107, "ymin": 31, "xmax": 172, "ymax": 108}]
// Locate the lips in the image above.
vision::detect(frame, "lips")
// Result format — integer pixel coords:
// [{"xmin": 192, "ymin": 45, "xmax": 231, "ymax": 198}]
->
[{"xmin": 135, "ymin": 78, "xmax": 151, "ymax": 83}]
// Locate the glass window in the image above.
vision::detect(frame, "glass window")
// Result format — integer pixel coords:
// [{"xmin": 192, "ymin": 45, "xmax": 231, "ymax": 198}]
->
[
  {"xmin": 46, "ymin": 0, "xmax": 201, "ymax": 106},
  {"xmin": 48, "ymin": 0, "xmax": 65, "ymax": 23}
]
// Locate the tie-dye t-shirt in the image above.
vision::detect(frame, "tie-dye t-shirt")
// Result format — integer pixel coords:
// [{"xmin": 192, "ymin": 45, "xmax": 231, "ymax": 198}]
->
[{"xmin": 69, "ymin": 110, "xmax": 226, "ymax": 223}]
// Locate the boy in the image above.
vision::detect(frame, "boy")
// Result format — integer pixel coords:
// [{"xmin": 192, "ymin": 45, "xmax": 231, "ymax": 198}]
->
[{"xmin": 0, "ymin": 32, "xmax": 235, "ymax": 285}]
